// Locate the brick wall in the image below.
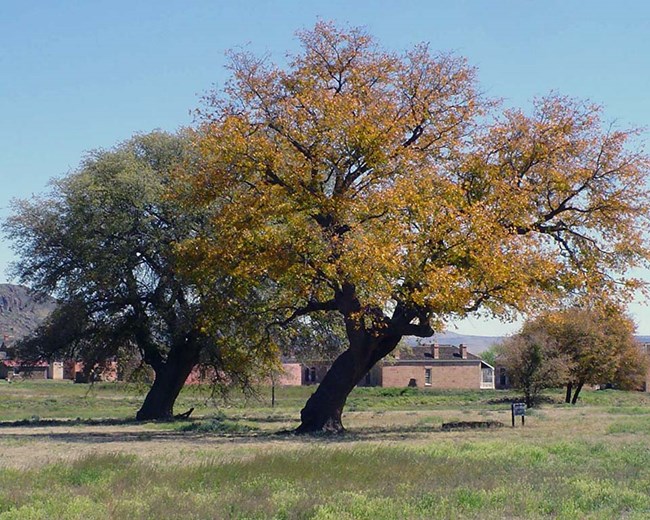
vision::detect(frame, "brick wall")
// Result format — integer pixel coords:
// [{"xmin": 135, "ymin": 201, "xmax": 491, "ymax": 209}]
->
[
  {"xmin": 381, "ymin": 363, "xmax": 481, "ymax": 389},
  {"xmin": 277, "ymin": 363, "xmax": 303, "ymax": 386}
]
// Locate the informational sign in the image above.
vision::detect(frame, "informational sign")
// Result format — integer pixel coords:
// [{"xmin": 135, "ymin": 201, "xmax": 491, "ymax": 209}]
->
[{"xmin": 511, "ymin": 403, "xmax": 526, "ymax": 427}]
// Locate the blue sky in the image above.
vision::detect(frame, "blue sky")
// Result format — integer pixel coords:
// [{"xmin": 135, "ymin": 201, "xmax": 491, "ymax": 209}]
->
[{"xmin": 1, "ymin": 1, "xmax": 649, "ymax": 335}]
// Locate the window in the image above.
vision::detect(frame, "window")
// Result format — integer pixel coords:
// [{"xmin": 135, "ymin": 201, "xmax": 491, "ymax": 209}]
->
[
  {"xmin": 304, "ymin": 367, "xmax": 317, "ymax": 383},
  {"xmin": 424, "ymin": 368, "xmax": 432, "ymax": 386},
  {"xmin": 481, "ymin": 366, "xmax": 494, "ymax": 389},
  {"xmin": 482, "ymin": 367, "xmax": 494, "ymax": 384}
]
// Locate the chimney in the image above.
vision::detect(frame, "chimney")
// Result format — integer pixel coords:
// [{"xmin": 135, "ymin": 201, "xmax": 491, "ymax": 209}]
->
[
  {"xmin": 432, "ymin": 343, "xmax": 439, "ymax": 360},
  {"xmin": 459, "ymin": 344, "xmax": 467, "ymax": 359}
]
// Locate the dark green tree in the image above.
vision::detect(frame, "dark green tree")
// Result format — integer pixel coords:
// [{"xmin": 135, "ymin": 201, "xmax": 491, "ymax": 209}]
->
[{"xmin": 4, "ymin": 131, "xmax": 274, "ymax": 420}]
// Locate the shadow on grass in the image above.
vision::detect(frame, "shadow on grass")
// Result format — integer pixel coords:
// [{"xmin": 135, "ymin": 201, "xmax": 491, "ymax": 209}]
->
[
  {"xmin": 0, "ymin": 416, "xmax": 194, "ymax": 428},
  {"xmin": 0, "ymin": 417, "xmax": 135, "ymax": 428},
  {"xmin": 233, "ymin": 415, "xmax": 296, "ymax": 423},
  {"xmin": 0, "ymin": 419, "xmax": 502, "ymax": 445}
]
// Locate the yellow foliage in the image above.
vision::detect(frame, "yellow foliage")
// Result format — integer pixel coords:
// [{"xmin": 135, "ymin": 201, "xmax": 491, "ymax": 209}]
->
[{"xmin": 181, "ymin": 22, "xmax": 650, "ymax": 335}]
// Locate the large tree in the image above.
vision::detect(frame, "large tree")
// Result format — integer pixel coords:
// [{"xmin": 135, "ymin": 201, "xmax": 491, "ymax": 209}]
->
[
  {"xmin": 185, "ymin": 22, "xmax": 650, "ymax": 432},
  {"xmin": 4, "ymin": 131, "xmax": 275, "ymax": 420}
]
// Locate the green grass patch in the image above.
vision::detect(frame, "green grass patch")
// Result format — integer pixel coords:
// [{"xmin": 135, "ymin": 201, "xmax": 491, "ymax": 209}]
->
[
  {"xmin": 2, "ymin": 441, "xmax": 650, "ymax": 519},
  {"xmin": 177, "ymin": 413, "xmax": 259, "ymax": 434},
  {"xmin": 3, "ymin": 380, "xmax": 649, "ymax": 423},
  {"xmin": 607, "ymin": 415, "xmax": 650, "ymax": 435},
  {"xmin": 3, "ymin": 381, "xmax": 650, "ymax": 518}
]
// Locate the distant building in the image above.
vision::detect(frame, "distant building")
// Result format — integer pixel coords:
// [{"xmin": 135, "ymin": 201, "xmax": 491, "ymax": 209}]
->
[
  {"xmin": 276, "ymin": 359, "xmax": 332, "ymax": 386},
  {"xmin": 279, "ymin": 343, "xmax": 495, "ymax": 390},
  {"xmin": 379, "ymin": 343, "xmax": 495, "ymax": 390}
]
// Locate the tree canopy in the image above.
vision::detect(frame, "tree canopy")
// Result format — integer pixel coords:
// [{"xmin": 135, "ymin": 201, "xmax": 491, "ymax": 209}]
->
[
  {"xmin": 498, "ymin": 325, "xmax": 572, "ymax": 407},
  {"xmin": 507, "ymin": 305, "xmax": 648, "ymax": 404},
  {"xmin": 182, "ymin": 22, "xmax": 650, "ymax": 432},
  {"xmin": 4, "ymin": 131, "xmax": 276, "ymax": 420}
]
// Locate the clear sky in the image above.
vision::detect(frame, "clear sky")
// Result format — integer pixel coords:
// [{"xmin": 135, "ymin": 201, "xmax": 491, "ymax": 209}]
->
[{"xmin": 1, "ymin": 1, "xmax": 649, "ymax": 335}]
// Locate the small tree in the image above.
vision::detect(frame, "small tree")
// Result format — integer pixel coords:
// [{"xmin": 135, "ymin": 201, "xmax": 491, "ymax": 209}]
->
[
  {"xmin": 508, "ymin": 305, "xmax": 646, "ymax": 404},
  {"xmin": 498, "ymin": 332, "xmax": 571, "ymax": 406},
  {"xmin": 479, "ymin": 345, "xmax": 499, "ymax": 368}
]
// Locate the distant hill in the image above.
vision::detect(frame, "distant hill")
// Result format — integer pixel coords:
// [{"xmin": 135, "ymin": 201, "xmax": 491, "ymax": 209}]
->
[
  {"xmin": 402, "ymin": 331, "xmax": 650, "ymax": 357},
  {"xmin": 401, "ymin": 332, "xmax": 504, "ymax": 355},
  {"xmin": 0, "ymin": 284, "xmax": 57, "ymax": 344}
]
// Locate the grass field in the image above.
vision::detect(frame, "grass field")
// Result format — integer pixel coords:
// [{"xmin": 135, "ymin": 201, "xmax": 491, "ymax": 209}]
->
[{"xmin": 1, "ymin": 381, "xmax": 650, "ymax": 519}]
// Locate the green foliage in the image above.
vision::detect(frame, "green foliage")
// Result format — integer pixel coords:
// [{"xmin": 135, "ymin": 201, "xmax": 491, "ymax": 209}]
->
[
  {"xmin": 479, "ymin": 345, "xmax": 499, "ymax": 367},
  {"xmin": 498, "ymin": 331, "xmax": 570, "ymax": 407},
  {"xmin": 506, "ymin": 305, "xmax": 648, "ymax": 404},
  {"xmin": 4, "ymin": 131, "xmax": 279, "ymax": 419}
]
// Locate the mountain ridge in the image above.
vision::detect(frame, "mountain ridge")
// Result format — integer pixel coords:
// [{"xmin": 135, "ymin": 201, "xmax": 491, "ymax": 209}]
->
[{"xmin": 0, "ymin": 284, "xmax": 57, "ymax": 343}]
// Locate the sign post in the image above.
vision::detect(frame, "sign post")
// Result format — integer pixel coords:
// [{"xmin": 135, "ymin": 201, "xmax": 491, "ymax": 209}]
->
[{"xmin": 511, "ymin": 403, "xmax": 526, "ymax": 427}]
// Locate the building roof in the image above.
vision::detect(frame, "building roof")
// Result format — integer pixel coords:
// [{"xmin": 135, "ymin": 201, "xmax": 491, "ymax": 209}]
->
[
  {"xmin": 280, "ymin": 344, "xmax": 493, "ymax": 367},
  {"xmin": 394, "ymin": 344, "xmax": 482, "ymax": 362}
]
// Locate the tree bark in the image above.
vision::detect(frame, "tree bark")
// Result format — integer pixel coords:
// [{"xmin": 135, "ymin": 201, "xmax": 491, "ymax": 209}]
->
[
  {"xmin": 571, "ymin": 381, "xmax": 584, "ymax": 405},
  {"xmin": 136, "ymin": 343, "xmax": 198, "ymax": 421},
  {"xmin": 565, "ymin": 382, "xmax": 573, "ymax": 404},
  {"xmin": 295, "ymin": 333, "xmax": 401, "ymax": 434},
  {"xmin": 294, "ymin": 282, "xmax": 425, "ymax": 434}
]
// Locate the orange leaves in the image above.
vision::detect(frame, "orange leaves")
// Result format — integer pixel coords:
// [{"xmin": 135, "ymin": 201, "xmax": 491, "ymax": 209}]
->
[
  {"xmin": 181, "ymin": 22, "xmax": 650, "ymax": 328},
  {"xmin": 517, "ymin": 304, "xmax": 644, "ymax": 389}
]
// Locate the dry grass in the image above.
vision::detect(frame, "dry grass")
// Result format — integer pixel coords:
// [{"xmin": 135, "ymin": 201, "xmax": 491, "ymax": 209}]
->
[{"xmin": 1, "ymin": 382, "xmax": 650, "ymax": 518}]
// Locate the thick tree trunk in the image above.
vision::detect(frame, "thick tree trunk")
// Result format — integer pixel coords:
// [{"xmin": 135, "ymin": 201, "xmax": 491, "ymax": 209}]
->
[
  {"xmin": 565, "ymin": 383, "xmax": 573, "ymax": 403},
  {"xmin": 295, "ymin": 350, "xmax": 363, "ymax": 433},
  {"xmin": 295, "ymin": 334, "xmax": 401, "ymax": 434},
  {"xmin": 294, "ymin": 282, "xmax": 426, "ymax": 434},
  {"xmin": 136, "ymin": 346, "xmax": 198, "ymax": 421},
  {"xmin": 571, "ymin": 381, "xmax": 584, "ymax": 405}
]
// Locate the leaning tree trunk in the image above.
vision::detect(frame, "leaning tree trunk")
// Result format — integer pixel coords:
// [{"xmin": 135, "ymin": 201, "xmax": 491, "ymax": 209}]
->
[
  {"xmin": 296, "ymin": 334, "xmax": 401, "ymax": 434},
  {"xmin": 565, "ymin": 383, "xmax": 573, "ymax": 403},
  {"xmin": 295, "ymin": 350, "xmax": 364, "ymax": 433},
  {"xmin": 136, "ymin": 344, "xmax": 199, "ymax": 421},
  {"xmin": 571, "ymin": 381, "xmax": 584, "ymax": 405}
]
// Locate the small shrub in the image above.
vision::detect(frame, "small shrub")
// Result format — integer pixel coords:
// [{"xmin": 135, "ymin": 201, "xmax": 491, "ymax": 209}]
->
[{"xmin": 178, "ymin": 416, "xmax": 258, "ymax": 434}]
